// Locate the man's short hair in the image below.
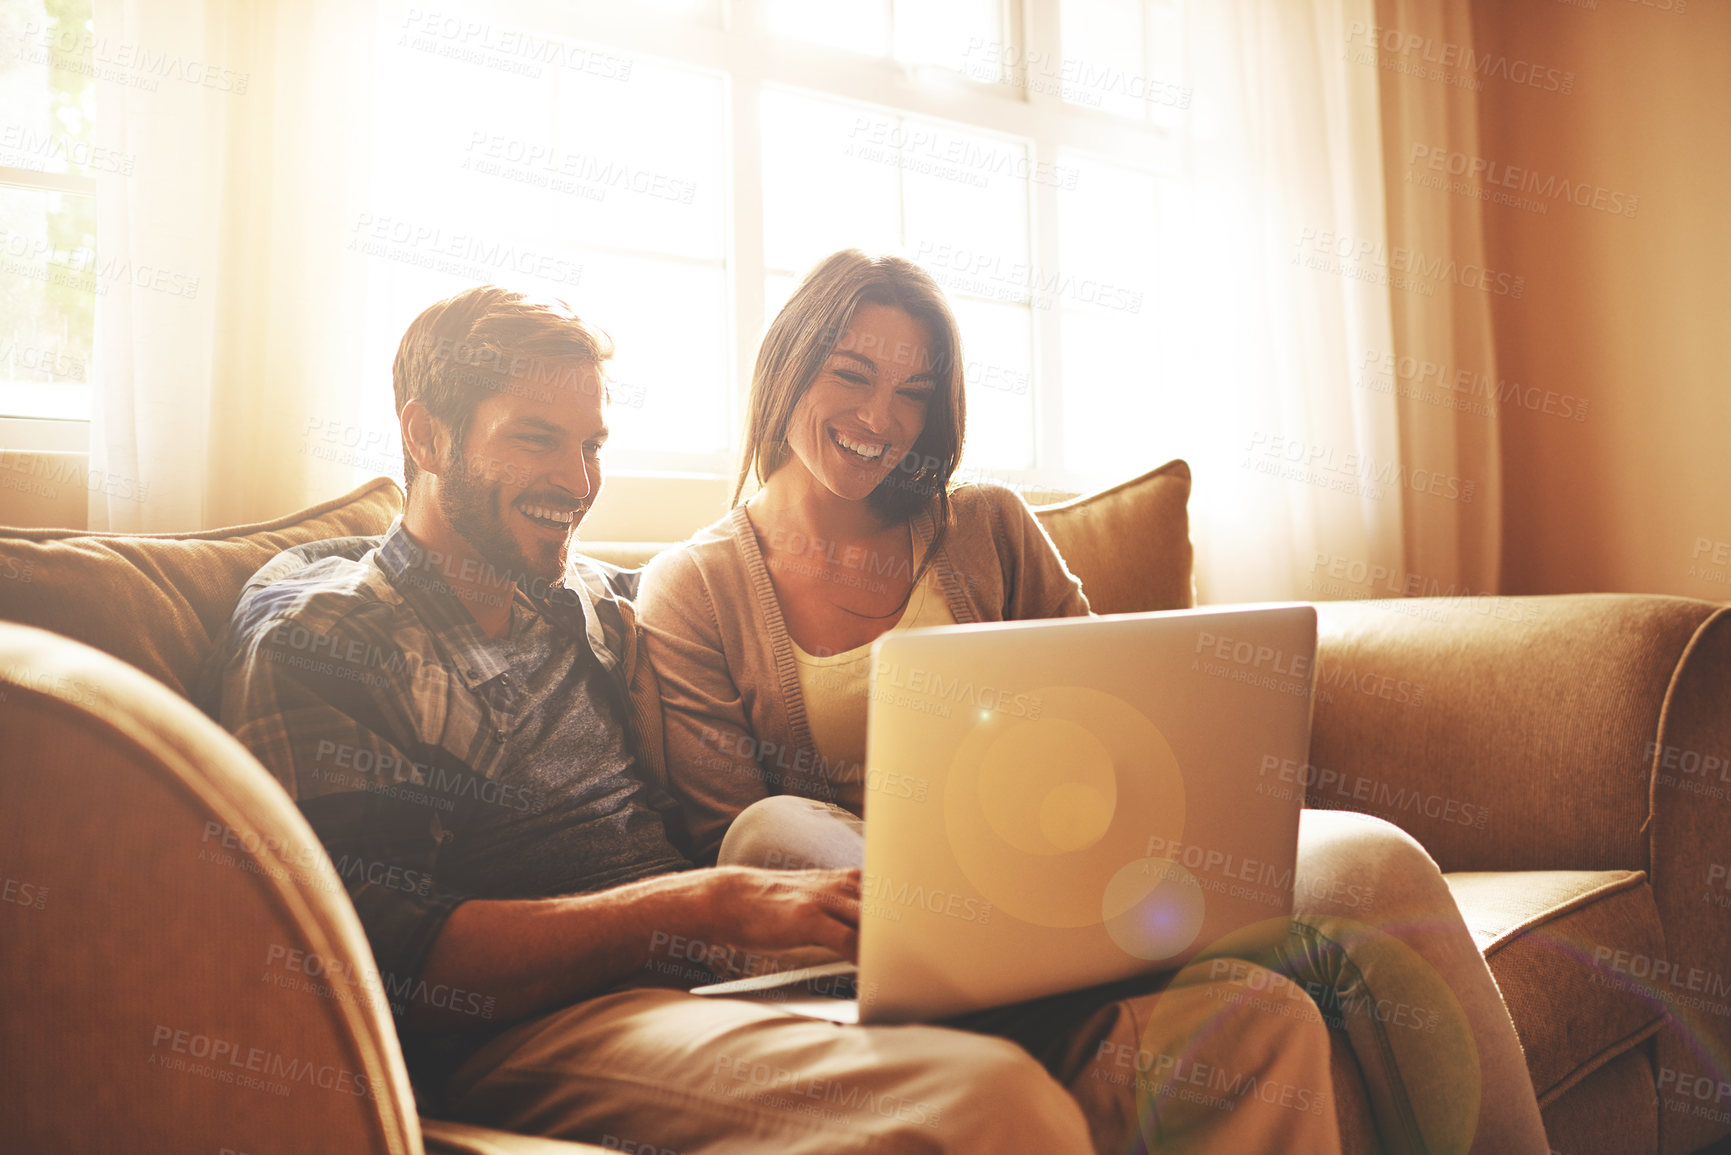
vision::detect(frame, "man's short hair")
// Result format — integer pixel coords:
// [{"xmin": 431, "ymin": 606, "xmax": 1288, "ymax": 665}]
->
[{"xmin": 392, "ymin": 285, "xmax": 613, "ymax": 489}]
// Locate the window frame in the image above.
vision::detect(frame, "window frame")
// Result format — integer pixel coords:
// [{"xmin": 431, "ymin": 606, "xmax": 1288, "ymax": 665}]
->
[
  {"xmin": 1, "ymin": 0, "xmax": 1187, "ymax": 528},
  {"xmin": 527, "ymin": 0, "xmax": 1182, "ymax": 511},
  {"xmin": 0, "ymin": 165, "xmax": 98, "ymax": 427}
]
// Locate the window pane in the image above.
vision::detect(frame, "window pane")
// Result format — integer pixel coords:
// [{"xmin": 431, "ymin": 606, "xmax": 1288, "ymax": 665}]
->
[
  {"xmin": 0, "ymin": 0, "xmax": 97, "ymax": 420},
  {"xmin": 953, "ymin": 298, "xmax": 1033, "ymax": 472},
  {"xmin": 547, "ymin": 58, "xmax": 726, "ymax": 261},
  {"xmin": 1056, "ymin": 152, "xmax": 1161, "ymax": 474},
  {"xmin": 582, "ymin": 253, "xmax": 731, "ymax": 458},
  {"xmin": 1, "ymin": 0, "xmax": 100, "ymax": 176},
  {"xmin": 0, "ymin": 187, "xmax": 95, "ymax": 420},
  {"xmin": 764, "ymin": 0, "xmax": 889, "ymax": 57},
  {"xmin": 1058, "ymin": 0, "xmax": 1146, "ymax": 120},
  {"xmin": 1058, "ymin": 309, "xmax": 1160, "ymax": 474},
  {"xmin": 763, "ymin": 88, "xmax": 1033, "ymax": 284},
  {"xmin": 621, "ymin": 0, "xmax": 723, "ymax": 25},
  {"xmin": 893, "ymin": 0, "xmax": 1001, "ymax": 73},
  {"xmin": 364, "ymin": 28, "xmax": 730, "ymax": 465},
  {"xmin": 378, "ymin": 37, "xmax": 724, "ymax": 263},
  {"xmin": 760, "ymin": 89, "xmax": 902, "ymax": 275},
  {"xmin": 901, "ymin": 124, "xmax": 1031, "ymax": 289}
]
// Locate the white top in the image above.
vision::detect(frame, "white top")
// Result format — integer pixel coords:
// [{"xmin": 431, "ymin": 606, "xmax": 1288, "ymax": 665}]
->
[{"xmin": 791, "ymin": 564, "xmax": 956, "ymax": 813}]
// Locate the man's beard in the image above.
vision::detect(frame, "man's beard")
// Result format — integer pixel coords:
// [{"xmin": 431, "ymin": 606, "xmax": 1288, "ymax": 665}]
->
[{"xmin": 438, "ymin": 455, "xmax": 569, "ymax": 590}]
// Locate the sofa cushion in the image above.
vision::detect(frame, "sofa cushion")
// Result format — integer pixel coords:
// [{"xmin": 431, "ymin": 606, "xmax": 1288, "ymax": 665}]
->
[
  {"xmin": 1033, "ymin": 459, "xmax": 1194, "ymax": 614},
  {"xmin": 0, "ymin": 478, "xmax": 403, "ymax": 698},
  {"xmin": 1445, "ymin": 870, "xmax": 1667, "ymax": 1107},
  {"xmin": 583, "ymin": 462, "xmax": 1199, "ymax": 607}
]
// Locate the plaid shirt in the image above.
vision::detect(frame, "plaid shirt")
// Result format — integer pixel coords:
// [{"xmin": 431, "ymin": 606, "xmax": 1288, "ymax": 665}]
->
[{"xmin": 201, "ymin": 519, "xmax": 679, "ymax": 1013}]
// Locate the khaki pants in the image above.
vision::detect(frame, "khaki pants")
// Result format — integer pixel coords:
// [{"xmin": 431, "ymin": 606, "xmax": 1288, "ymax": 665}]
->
[
  {"xmin": 717, "ymin": 799, "xmax": 1549, "ymax": 1155},
  {"xmin": 441, "ymin": 967, "xmax": 1342, "ymax": 1155}
]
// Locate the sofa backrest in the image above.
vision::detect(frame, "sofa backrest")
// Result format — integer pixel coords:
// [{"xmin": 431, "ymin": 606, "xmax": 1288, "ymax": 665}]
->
[
  {"xmin": 0, "ymin": 478, "xmax": 403, "ymax": 698},
  {"xmin": 582, "ymin": 460, "xmax": 1198, "ymax": 614},
  {"xmin": 0, "ymin": 460, "xmax": 1194, "ymax": 700}
]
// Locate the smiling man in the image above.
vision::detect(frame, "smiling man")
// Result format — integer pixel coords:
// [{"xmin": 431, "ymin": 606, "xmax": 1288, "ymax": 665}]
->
[{"xmin": 202, "ymin": 285, "xmax": 1096, "ymax": 1154}]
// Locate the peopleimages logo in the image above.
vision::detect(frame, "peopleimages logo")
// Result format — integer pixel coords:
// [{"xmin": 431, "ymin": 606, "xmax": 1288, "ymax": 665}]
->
[
  {"xmin": 1293, "ymin": 228, "xmax": 1525, "ymax": 299},
  {"xmin": 1344, "ymin": 22, "xmax": 1575, "ymax": 94},
  {"xmin": 1407, "ymin": 145, "xmax": 1638, "ymax": 218},
  {"xmin": 148, "ymin": 1025, "xmax": 374, "ymax": 1098}
]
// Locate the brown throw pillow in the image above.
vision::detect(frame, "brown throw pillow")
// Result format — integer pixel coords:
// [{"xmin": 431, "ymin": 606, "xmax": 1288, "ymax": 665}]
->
[
  {"xmin": 0, "ymin": 478, "xmax": 403, "ymax": 698},
  {"xmin": 1035, "ymin": 459, "xmax": 1195, "ymax": 615}
]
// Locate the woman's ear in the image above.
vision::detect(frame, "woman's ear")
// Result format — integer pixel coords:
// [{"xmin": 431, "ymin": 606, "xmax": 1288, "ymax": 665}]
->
[{"xmin": 400, "ymin": 399, "xmax": 449, "ymax": 477}]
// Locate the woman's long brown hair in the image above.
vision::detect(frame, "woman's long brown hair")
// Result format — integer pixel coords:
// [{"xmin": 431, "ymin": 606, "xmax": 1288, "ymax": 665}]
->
[{"xmin": 734, "ymin": 250, "xmax": 967, "ymax": 586}]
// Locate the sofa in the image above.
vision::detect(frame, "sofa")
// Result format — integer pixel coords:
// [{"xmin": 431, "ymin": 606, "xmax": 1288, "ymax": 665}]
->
[{"xmin": 1, "ymin": 462, "xmax": 1727, "ymax": 1155}]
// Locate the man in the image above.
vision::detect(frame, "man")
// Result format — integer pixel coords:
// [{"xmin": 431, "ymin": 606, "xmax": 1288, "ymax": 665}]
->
[{"xmin": 205, "ymin": 285, "xmax": 1338, "ymax": 1154}]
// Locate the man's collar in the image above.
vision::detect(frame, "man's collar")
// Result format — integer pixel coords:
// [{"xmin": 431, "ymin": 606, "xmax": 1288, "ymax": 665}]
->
[{"xmin": 379, "ymin": 520, "xmax": 582, "ymax": 689}]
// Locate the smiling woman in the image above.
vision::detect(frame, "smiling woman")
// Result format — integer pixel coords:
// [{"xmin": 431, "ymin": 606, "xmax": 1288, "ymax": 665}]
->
[{"xmin": 640, "ymin": 248, "xmax": 1064, "ymax": 848}]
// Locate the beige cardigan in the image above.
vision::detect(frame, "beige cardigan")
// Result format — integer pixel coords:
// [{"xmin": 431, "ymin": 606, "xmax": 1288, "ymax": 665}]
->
[{"xmin": 637, "ymin": 482, "xmax": 1091, "ymax": 861}]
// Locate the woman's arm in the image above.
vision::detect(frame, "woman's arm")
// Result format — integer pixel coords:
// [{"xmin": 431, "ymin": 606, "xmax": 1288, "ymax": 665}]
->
[
  {"xmin": 976, "ymin": 483, "xmax": 1092, "ymax": 620},
  {"xmin": 637, "ymin": 549, "xmax": 776, "ymax": 863}
]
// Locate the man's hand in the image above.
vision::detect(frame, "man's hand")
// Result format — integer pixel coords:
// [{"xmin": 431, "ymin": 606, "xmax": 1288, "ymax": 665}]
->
[
  {"xmin": 695, "ymin": 866, "xmax": 862, "ymax": 964},
  {"xmin": 414, "ymin": 865, "xmax": 861, "ymax": 1030}
]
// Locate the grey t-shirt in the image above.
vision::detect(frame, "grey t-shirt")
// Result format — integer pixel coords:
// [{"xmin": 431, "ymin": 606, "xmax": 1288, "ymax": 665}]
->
[{"xmin": 437, "ymin": 600, "xmax": 691, "ymax": 899}]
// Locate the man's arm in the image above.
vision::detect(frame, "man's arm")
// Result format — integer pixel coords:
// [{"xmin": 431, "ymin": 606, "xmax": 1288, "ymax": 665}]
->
[
  {"xmin": 212, "ymin": 606, "xmax": 858, "ymax": 1032},
  {"xmin": 414, "ymin": 865, "xmax": 860, "ymax": 1029}
]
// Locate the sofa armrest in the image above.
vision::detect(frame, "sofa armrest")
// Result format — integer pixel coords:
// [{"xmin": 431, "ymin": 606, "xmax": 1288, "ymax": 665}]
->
[
  {"xmin": 0, "ymin": 623, "xmax": 421, "ymax": 1154},
  {"xmin": 1306, "ymin": 593, "xmax": 1726, "ymax": 874},
  {"xmin": 1307, "ymin": 593, "xmax": 1731, "ymax": 1153}
]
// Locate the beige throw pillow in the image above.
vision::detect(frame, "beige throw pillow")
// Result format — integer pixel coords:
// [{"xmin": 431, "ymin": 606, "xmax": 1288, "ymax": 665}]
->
[
  {"xmin": 1034, "ymin": 459, "xmax": 1195, "ymax": 615},
  {"xmin": 0, "ymin": 478, "xmax": 403, "ymax": 698}
]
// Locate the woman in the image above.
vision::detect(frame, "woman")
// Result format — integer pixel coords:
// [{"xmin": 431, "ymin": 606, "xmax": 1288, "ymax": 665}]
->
[{"xmin": 639, "ymin": 250, "xmax": 1547, "ymax": 1155}]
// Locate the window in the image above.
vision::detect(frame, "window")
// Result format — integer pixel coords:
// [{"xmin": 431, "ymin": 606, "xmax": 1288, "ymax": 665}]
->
[
  {"xmin": 367, "ymin": 0, "xmax": 1193, "ymax": 500},
  {"xmin": 0, "ymin": 0, "xmax": 99, "ymax": 423},
  {"xmin": 0, "ymin": 0, "xmax": 1198, "ymax": 503}
]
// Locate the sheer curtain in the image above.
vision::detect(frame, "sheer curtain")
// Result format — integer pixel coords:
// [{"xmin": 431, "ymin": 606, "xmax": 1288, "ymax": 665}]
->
[
  {"xmin": 89, "ymin": 0, "xmax": 382, "ymax": 531},
  {"xmin": 1374, "ymin": 0, "xmax": 1504, "ymax": 597},
  {"xmin": 1162, "ymin": 0, "xmax": 1501, "ymax": 603}
]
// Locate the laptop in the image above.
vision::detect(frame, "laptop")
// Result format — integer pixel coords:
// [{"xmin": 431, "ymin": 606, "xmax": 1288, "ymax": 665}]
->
[{"xmin": 692, "ymin": 604, "xmax": 1317, "ymax": 1024}]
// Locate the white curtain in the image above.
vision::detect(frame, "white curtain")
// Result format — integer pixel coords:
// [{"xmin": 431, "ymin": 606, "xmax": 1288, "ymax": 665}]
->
[
  {"xmin": 1163, "ymin": 0, "xmax": 1501, "ymax": 603},
  {"xmin": 1374, "ymin": 0, "xmax": 1503, "ymax": 596},
  {"xmin": 89, "ymin": 0, "xmax": 382, "ymax": 531}
]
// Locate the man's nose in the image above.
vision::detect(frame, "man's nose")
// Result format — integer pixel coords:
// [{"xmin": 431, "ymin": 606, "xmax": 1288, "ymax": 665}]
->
[{"xmin": 547, "ymin": 449, "xmax": 593, "ymax": 502}]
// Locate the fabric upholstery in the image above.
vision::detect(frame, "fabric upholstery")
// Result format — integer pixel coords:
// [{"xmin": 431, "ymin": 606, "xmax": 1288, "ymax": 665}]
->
[
  {"xmin": 1329, "ymin": 1028, "xmax": 1379, "ymax": 1155},
  {"xmin": 1445, "ymin": 870, "xmax": 1666, "ymax": 1106},
  {"xmin": 1309, "ymin": 595, "xmax": 1717, "ymax": 875},
  {"xmin": 1313, "ymin": 595, "xmax": 1731, "ymax": 1154},
  {"xmin": 0, "ymin": 477, "xmax": 403, "ymax": 697},
  {"xmin": 1642, "ymin": 607, "xmax": 1731, "ymax": 1155},
  {"xmin": 583, "ymin": 457, "xmax": 1199, "ymax": 616},
  {"xmin": 0, "ymin": 622, "xmax": 421, "ymax": 1154},
  {"xmin": 1540, "ymin": 1047, "xmax": 1661, "ymax": 1155},
  {"xmin": 1032, "ymin": 458, "xmax": 1195, "ymax": 614},
  {"xmin": 8, "ymin": 474, "xmax": 1731, "ymax": 1153}
]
